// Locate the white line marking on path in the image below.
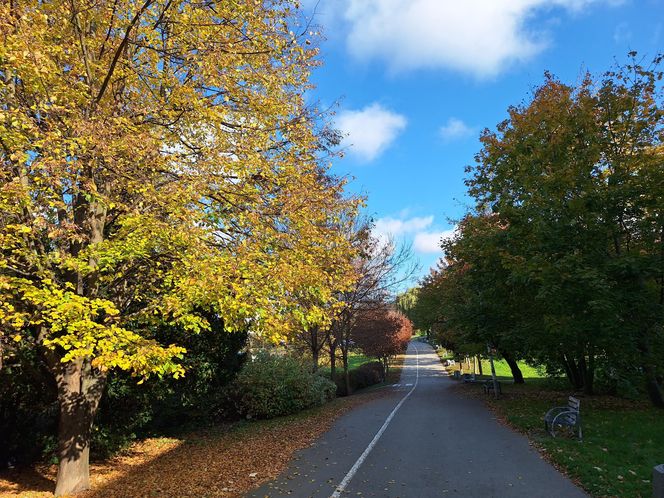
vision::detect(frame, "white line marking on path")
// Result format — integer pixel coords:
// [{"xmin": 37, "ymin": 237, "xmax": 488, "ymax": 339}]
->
[{"xmin": 330, "ymin": 345, "xmax": 420, "ymax": 498}]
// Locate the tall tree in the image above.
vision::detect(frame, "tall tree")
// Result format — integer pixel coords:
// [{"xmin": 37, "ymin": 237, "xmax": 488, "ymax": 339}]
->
[
  {"xmin": 467, "ymin": 55, "xmax": 664, "ymax": 400},
  {"xmin": 0, "ymin": 1, "xmax": 358, "ymax": 494}
]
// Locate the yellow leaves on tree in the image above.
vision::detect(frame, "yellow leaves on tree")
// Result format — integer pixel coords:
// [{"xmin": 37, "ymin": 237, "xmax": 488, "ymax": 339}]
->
[
  {"xmin": 0, "ymin": 0, "xmax": 358, "ymax": 494},
  {"xmin": 0, "ymin": 0, "xmax": 356, "ymax": 370}
]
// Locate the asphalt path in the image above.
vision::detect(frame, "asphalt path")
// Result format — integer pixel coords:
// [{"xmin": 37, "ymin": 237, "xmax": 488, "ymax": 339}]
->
[{"xmin": 249, "ymin": 340, "xmax": 586, "ymax": 498}]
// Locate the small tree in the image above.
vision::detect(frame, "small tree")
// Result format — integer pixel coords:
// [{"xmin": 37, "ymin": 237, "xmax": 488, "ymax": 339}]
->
[
  {"xmin": 353, "ymin": 308, "xmax": 412, "ymax": 377},
  {"xmin": 328, "ymin": 222, "xmax": 417, "ymax": 394}
]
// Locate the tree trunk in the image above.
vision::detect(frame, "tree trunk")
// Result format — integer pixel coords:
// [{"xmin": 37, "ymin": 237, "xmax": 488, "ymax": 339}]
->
[
  {"xmin": 578, "ymin": 355, "xmax": 594, "ymax": 395},
  {"xmin": 342, "ymin": 349, "xmax": 350, "ymax": 396},
  {"xmin": 477, "ymin": 356, "xmax": 483, "ymax": 376},
  {"xmin": 329, "ymin": 338, "xmax": 337, "ymax": 381},
  {"xmin": 47, "ymin": 356, "xmax": 106, "ymax": 496},
  {"xmin": 55, "ymin": 401, "xmax": 92, "ymax": 496},
  {"xmin": 644, "ymin": 366, "xmax": 664, "ymax": 408},
  {"xmin": 309, "ymin": 326, "xmax": 320, "ymax": 372},
  {"xmin": 312, "ymin": 347, "xmax": 319, "ymax": 373},
  {"xmin": 561, "ymin": 354, "xmax": 583, "ymax": 389},
  {"xmin": 639, "ymin": 332, "xmax": 664, "ymax": 407},
  {"xmin": 501, "ymin": 351, "xmax": 524, "ymax": 384}
]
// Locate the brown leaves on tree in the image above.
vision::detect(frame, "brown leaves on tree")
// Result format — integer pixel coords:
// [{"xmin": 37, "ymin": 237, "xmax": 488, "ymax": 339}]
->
[{"xmin": 352, "ymin": 308, "xmax": 413, "ymax": 364}]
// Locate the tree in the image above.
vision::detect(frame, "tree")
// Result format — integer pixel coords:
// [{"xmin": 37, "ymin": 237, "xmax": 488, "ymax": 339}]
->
[
  {"xmin": 352, "ymin": 307, "xmax": 412, "ymax": 376},
  {"xmin": 328, "ymin": 220, "xmax": 416, "ymax": 394},
  {"xmin": 0, "ymin": 1, "xmax": 358, "ymax": 494},
  {"xmin": 407, "ymin": 56, "xmax": 664, "ymax": 397},
  {"xmin": 466, "ymin": 54, "xmax": 664, "ymax": 400}
]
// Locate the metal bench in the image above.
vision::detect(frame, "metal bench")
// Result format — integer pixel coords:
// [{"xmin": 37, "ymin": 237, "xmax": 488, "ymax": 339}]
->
[
  {"xmin": 482, "ymin": 380, "xmax": 501, "ymax": 395},
  {"xmin": 544, "ymin": 396, "xmax": 582, "ymax": 440},
  {"xmin": 462, "ymin": 373, "xmax": 477, "ymax": 383}
]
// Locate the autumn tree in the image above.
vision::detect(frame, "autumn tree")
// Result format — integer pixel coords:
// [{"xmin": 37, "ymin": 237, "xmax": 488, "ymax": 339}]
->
[
  {"xmin": 352, "ymin": 307, "xmax": 412, "ymax": 376},
  {"xmin": 465, "ymin": 54, "xmax": 664, "ymax": 400},
  {"xmin": 0, "ymin": 1, "xmax": 358, "ymax": 494},
  {"xmin": 328, "ymin": 220, "xmax": 416, "ymax": 394}
]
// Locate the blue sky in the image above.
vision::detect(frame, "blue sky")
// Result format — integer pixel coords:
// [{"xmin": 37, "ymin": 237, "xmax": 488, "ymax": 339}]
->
[{"xmin": 302, "ymin": 0, "xmax": 663, "ymax": 281}]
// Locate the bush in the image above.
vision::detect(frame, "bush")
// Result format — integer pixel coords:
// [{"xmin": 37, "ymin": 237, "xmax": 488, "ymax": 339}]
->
[
  {"xmin": 232, "ymin": 352, "xmax": 336, "ymax": 419},
  {"xmin": 0, "ymin": 345, "xmax": 57, "ymax": 467},
  {"xmin": 92, "ymin": 321, "xmax": 247, "ymax": 456},
  {"xmin": 0, "ymin": 317, "xmax": 247, "ymax": 467},
  {"xmin": 334, "ymin": 361, "xmax": 385, "ymax": 396}
]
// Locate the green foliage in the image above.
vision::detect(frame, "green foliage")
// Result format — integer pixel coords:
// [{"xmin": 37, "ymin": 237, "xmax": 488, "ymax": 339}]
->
[
  {"xmin": 0, "ymin": 320, "xmax": 247, "ymax": 466},
  {"xmin": 413, "ymin": 54, "xmax": 664, "ymax": 403},
  {"xmin": 334, "ymin": 361, "xmax": 385, "ymax": 395},
  {"xmin": 0, "ymin": 344, "xmax": 57, "ymax": 466},
  {"xmin": 232, "ymin": 352, "xmax": 336, "ymax": 420},
  {"xmin": 92, "ymin": 322, "xmax": 248, "ymax": 456},
  {"xmin": 349, "ymin": 361, "xmax": 385, "ymax": 390}
]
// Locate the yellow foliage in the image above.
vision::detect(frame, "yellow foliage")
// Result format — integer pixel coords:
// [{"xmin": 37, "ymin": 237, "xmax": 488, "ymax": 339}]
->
[{"xmin": 0, "ymin": 0, "xmax": 359, "ymax": 377}]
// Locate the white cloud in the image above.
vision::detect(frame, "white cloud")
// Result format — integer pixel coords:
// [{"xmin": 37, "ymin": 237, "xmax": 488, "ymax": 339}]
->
[
  {"xmin": 374, "ymin": 214, "xmax": 457, "ymax": 254},
  {"xmin": 613, "ymin": 22, "xmax": 632, "ymax": 44},
  {"xmin": 374, "ymin": 215, "xmax": 433, "ymax": 240},
  {"xmin": 439, "ymin": 118, "xmax": 476, "ymax": 141},
  {"xmin": 336, "ymin": 103, "xmax": 407, "ymax": 161},
  {"xmin": 343, "ymin": 0, "xmax": 621, "ymax": 77},
  {"xmin": 413, "ymin": 228, "xmax": 456, "ymax": 254}
]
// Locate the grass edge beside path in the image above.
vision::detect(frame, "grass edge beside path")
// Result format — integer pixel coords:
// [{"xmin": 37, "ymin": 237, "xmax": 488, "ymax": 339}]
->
[{"xmin": 435, "ymin": 352, "xmax": 663, "ymax": 498}]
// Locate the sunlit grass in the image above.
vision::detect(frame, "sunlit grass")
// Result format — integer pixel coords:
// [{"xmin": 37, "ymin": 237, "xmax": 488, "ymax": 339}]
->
[
  {"xmin": 318, "ymin": 351, "xmax": 373, "ymax": 376},
  {"xmin": 435, "ymin": 348, "xmax": 545, "ymax": 381}
]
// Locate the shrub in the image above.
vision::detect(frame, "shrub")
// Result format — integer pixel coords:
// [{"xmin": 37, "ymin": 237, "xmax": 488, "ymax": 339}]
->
[
  {"xmin": 0, "ymin": 317, "xmax": 247, "ymax": 467},
  {"xmin": 334, "ymin": 361, "xmax": 385, "ymax": 396},
  {"xmin": 0, "ymin": 345, "xmax": 57, "ymax": 467},
  {"xmin": 232, "ymin": 352, "xmax": 336, "ymax": 419},
  {"xmin": 351, "ymin": 361, "xmax": 385, "ymax": 389}
]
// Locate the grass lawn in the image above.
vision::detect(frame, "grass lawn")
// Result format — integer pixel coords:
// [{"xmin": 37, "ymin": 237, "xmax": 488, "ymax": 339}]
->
[
  {"xmin": 480, "ymin": 359, "xmax": 544, "ymax": 379},
  {"xmin": 490, "ymin": 384, "xmax": 663, "ymax": 497},
  {"xmin": 318, "ymin": 351, "xmax": 374, "ymax": 376},
  {"xmin": 436, "ymin": 350, "xmax": 544, "ymax": 381},
  {"xmin": 439, "ymin": 370, "xmax": 660, "ymax": 497},
  {"xmin": 437, "ymin": 351, "xmax": 663, "ymax": 497}
]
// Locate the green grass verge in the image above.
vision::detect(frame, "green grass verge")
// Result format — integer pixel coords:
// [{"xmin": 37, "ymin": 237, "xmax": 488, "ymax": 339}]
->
[
  {"xmin": 437, "ymin": 350, "xmax": 663, "ymax": 496},
  {"xmin": 488, "ymin": 384, "xmax": 663, "ymax": 497},
  {"xmin": 480, "ymin": 359, "xmax": 544, "ymax": 379},
  {"xmin": 435, "ymin": 349, "xmax": 545, "ymax": 380},
  {"xmin": 319, "ymin": 352, "xmax": 373, "ymax": 376}
]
